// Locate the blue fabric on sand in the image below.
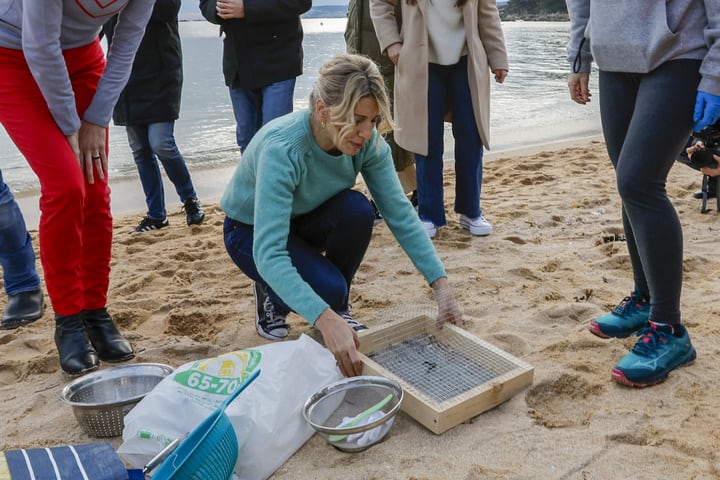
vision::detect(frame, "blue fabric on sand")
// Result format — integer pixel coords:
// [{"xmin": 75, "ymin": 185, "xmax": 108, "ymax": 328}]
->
[{"xmin": 4, "ymin": 443, "xmax": 128, "ymax": 480}]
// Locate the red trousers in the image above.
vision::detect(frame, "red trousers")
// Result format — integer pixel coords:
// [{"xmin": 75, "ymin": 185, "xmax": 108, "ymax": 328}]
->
[{"xmin": 0, "ymin": 41, "xmax": 113, "ymax": 316}]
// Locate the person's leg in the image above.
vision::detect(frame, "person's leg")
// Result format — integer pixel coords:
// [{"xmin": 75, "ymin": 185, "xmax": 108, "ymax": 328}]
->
[
  {"xmin": 224, "ymin": 190, "xmax": 374, "ymax": 318},
  {"xmin": 146, "ymin": 121, "xmax": 204, "ymax": 226},
  {"xmin": 229, "ymin": 86, "xmax": 260, "ymax": 152},
  {"xmin": 598, "ymin": 60, "xmax": 700, "ymax": 386},
  {"xmin": 415, "ymin": 63, "xmax": 449, "ymax": 228},
  {"xmin": 449, "ymin": 56, "xmax": 483, "ymax": 220},
  {"xmin": 0, "ymin": 47, "xmax": 87, "ymax": 317},
  {"xmin": 601, "ymin": 60, "xmax": 700, "ymax": 325},
  {"xmin": 260, "ymin": 78, "xmax": 296, "ymax": 125},
  {"xmin": 69, "ymin": 41, "xmax": 133, "ymax": 367},
  {"xmin": 291, "ymin": 189, "xmax": 375, "ymax": 312},
  {"xmin": 127, "ymin": 124, "xmax": 167, "ymax": 220},
  {"xmin": 146, "ymin": 121, "xmax": 198, "ymax": 204},
  {"xmin": 0, "ymin": 171, "xmax": 40, "ymax": 296},
  {"xmin": 0, "ymin": 171, "xmax": 44, "ymax": 328},
  {"xmin": 0, "ymin": 44, "xmax": 101, "ymax": 374}
]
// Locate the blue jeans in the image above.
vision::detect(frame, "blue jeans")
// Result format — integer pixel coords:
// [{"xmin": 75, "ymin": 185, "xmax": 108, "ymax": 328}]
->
[
  {"xmin": 223, "ymin": 190, "xmax": 375, "ymax": 316},
  {"xmin": 0, "ymin": 170, "xmax": 40, "ymax": 295},
  {"xmin": 126, "ymin": 122, "xmax": 198, "ymax": 220},
  {"xmin": 229, "ymin": 78, "xmax": 296, "ymax": 152},
  {"xmin": 599, "ymin": 59, "xmax": 701, "ymax": 324},
  {"xmin": 415, "ymin": 56, "xmax": 484, "ymax": 227}
]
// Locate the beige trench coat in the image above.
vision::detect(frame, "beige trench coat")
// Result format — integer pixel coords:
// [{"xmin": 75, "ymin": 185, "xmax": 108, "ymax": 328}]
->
[{"xmin": 370, "ymin": 0, "xmax": 508, "ymax": 155}]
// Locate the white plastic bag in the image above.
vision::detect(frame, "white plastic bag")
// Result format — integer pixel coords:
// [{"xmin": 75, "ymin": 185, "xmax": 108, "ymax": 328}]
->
[{"xmin": 118, "ymin": 334, "xmax": 342, "ymax": 480}]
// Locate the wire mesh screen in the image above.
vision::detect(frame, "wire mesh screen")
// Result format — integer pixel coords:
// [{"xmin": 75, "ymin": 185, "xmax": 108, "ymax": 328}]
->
[{"xmin": 367, "ymin": 330, "xmax": 519, "ymax": 404}]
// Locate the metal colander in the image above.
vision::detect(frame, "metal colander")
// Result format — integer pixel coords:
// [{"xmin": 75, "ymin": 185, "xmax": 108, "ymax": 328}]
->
[
  {"xmin": 302, "ymin": 376, "xmax": 403, "ymax": 452},
  {"xmin": 59, "ymin": 363, "xmax": 174, "ymax": 437}
]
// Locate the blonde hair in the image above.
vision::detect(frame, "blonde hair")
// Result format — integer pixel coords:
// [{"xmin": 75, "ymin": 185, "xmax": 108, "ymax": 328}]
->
[{"xmin": 309, "ymin": 53, "xmax": 394, "ymax": 147}]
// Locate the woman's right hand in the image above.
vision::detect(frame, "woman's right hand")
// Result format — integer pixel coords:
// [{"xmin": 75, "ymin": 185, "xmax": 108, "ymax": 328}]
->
[
  {"xmin": 314, "ymin": 308, "xmax": 362, "ymax": 377},
  {"xmin": 386, "ymin": 43, "xmax": 402, "ymax": 65},
  {"xmin": 568, "ymin": 72, "xmax": 591, "ymax": 105},
  {"xmin": 66, "ymin": 132, "xmax": 81, "ymax": 165}
]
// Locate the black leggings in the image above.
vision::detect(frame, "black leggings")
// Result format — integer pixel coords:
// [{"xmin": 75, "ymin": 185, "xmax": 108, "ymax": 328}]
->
[{"xmin": 599, "ymin": 59, "xmax": 702, "ymax": 324}]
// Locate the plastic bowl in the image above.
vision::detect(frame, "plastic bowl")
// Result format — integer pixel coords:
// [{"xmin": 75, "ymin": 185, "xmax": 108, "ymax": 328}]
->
[
  {"xmin": 302, "ymin": 376, "xmax": 403, "ymax": 452},
  {"xmin": 59, "ymin": 363, "xmax": 174, "ymax": 437},
  {"xmin": 151, "ymin": 409, "xmax": 238, "ymax": 480},
  {"xmin": 150, "ymin": 368, "xmax": 261, "ymax": 480}
]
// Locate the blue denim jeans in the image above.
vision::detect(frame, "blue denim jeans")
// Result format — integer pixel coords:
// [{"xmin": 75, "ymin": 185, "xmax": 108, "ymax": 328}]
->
[
  {"xmin": 415, "ymin": 56, "xmax": 484, "ymax": 227},
  {"xmin": 599, "ymin": 59, "xmax": 701, "ymax": 324},
  {"xmin": 126, "ymin": 122, "xmax": 198, "ymax": 220},
  {"xmin": 0, "ymin": 170, "xmax": 40, "ymax": 295},
  {"xmin": 228, "ymin": 78, "xmax": 296, "ymax": 152},
  {"xmin": 223, "ymin": 190, "xmax": 374, "ymax": 316}
]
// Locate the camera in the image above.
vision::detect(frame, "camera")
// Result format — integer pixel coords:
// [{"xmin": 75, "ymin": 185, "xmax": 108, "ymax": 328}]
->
[{"xmin": 689, "ymin": 121, "xmax": 720, "ymax": 170}]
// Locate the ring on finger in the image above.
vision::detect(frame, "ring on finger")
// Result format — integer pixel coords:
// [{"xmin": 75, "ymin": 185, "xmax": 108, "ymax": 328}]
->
[{"xmin": 91, "ymin": 154, "xmax": 101, "ymax": 159}]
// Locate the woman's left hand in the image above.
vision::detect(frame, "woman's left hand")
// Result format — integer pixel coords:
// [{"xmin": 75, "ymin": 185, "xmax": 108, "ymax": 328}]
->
[
  {"xmin": 431, "ymin": 277, "xmax": 463, "ymax": 328},
  {"xmin": 78, "ymin": 121, "xmax": 107, "ymax": 184}
]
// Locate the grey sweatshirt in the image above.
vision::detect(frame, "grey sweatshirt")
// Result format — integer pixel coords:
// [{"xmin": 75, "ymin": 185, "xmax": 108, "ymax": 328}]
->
[
  {"xmin": 0, "ymin": 0, "xmax": 154, "ymax": 135},
  {"xmin": 566, "ymin": 0, "xmax": 720, "ymax": 96}
]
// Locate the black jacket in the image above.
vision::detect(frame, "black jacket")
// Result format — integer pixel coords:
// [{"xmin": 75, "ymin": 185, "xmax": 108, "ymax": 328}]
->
[
  {"xmin": 106, "ymin": 0, "xmax": 183, "ymax": 126},
  {"xmin": 199, "ymin": 0, "xmax": 311, "ymax": 89}
]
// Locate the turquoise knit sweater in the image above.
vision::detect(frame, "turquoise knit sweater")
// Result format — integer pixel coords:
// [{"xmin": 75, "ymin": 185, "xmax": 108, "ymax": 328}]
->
[{"xmin": 221, "ymin": 109, "xmax": 447, "ymax": 324}]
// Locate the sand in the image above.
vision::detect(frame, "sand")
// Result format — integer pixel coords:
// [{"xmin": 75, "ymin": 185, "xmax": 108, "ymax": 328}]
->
[{"xmin": 2, "ymin": 136, "xmax": 720, "ymax": 479}]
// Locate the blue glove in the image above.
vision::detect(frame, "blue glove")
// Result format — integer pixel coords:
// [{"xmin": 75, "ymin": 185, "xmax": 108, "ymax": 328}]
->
[{"xmin": 693, "ymin": 91, "xmax": 720, "ymax": 132}]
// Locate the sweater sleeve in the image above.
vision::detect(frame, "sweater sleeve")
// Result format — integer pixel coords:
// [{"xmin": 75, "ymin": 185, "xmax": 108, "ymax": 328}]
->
[
  {"xmin": 251, "ymin": 139, "xmax": 330, "ymax": 324},
  {"xmin": 369, "ymin": 0, "xmax": 402, "ymax": 55},
  {"xmin": 565, "ymin": 0, "xmax": 592, "ymax": 73},
  {"xmin": 700, "ymin": 0, "xmax": 720, "ymax": 96},
  {"xmin": 83, "ymin": 0, "xmax": 154, "ymax": 128},
  {"xmin": 477, "ymin": 0, "xmax": 508, "ymax": 71},
  {"xmin": 21, "ymin": 0, "xmax": 79, "ymax": 135}
]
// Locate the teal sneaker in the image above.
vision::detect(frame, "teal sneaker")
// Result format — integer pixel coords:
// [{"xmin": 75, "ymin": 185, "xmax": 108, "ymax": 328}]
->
[
  {"xmin": 611, "ymin": 323, "xmax": 696, "ymax": 387},
  {"xmin": 588, "ymin": 291, "xmax": 650, "ymax": 338}
]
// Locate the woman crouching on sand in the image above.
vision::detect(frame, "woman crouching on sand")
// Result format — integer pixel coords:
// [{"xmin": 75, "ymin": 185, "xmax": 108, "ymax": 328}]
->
[{"xmin": 221, "ymin": 53, "xmax": 463, "ymax": 377}]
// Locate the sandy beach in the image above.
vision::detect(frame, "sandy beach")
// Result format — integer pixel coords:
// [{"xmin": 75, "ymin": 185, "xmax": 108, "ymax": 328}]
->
[{"xmin": 2, "ymin": 136, "xmax": 720, "ymax": 479}]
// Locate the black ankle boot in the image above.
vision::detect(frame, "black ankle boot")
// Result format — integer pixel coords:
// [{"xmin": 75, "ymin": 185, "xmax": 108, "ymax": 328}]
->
[
  {"xmin": 55, "ymin": 314, "xmax": 100, "ymax": 375},
  {"xmin": 82, "ymin": 308, "xmax": 134, "ymax": 362}
]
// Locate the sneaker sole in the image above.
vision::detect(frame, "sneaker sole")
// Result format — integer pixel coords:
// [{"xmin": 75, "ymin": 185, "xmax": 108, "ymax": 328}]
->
[
  {"xmin": 587, "ymin": 321, "xmax": 643, "ymax": 339},
  {"xmin": 611, "ymin": 350, "xmax": 697, "ymax": 388},
  {"xmin": 459, "ymin": 220, "xmax": 492, "ymax": 236},
  {"xmin": 187, "ymin": 214, "xmax": 205, "ymax": 226},
  {"xmin": 254, "ymin": 324, "xmax": 289, "ymax": 341},
  {"xmin": 253, "ymin": 313, "xmax": 289, "ymax": 340}
]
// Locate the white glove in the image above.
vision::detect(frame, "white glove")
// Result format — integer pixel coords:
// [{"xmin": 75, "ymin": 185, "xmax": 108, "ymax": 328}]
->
[{"xmin": 342, "ymin": 411, "xmax": 392, "ymax": 447}]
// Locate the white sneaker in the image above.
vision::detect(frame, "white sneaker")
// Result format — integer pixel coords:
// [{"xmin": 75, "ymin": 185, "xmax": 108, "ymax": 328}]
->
[
  {"xmin": 459, "ymin": 214, "xmax": 493, "ymax": 236},
  {"xmin": 421, "ymin": 220, "xmax": 437, "ymax": 238}
]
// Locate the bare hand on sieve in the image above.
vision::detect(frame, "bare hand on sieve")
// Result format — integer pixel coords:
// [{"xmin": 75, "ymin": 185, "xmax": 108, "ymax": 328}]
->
[{"xmin": 431, "ymin": 277, "xmax": 463, "ymax": 328}]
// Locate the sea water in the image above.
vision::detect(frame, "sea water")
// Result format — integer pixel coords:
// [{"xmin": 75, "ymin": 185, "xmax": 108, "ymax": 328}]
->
[{"xmin": 0, "ymin": 19, "xmax": 600, "ymax": 195}]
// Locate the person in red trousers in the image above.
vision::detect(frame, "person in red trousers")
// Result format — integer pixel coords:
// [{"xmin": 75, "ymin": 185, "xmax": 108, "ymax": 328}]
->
[{"xmin": 0, "ymin": 0, "xmax": 155, "ymax": 375}]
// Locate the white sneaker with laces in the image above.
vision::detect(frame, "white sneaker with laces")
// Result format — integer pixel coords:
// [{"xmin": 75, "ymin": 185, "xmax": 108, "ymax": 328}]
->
[
  {"xmin": 421, "ymin": 220, "xmax": 438, "ymax": 238},
  {"xmin": 459, "ymin": 214, "xmax": 493, "ymax": 236}
]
